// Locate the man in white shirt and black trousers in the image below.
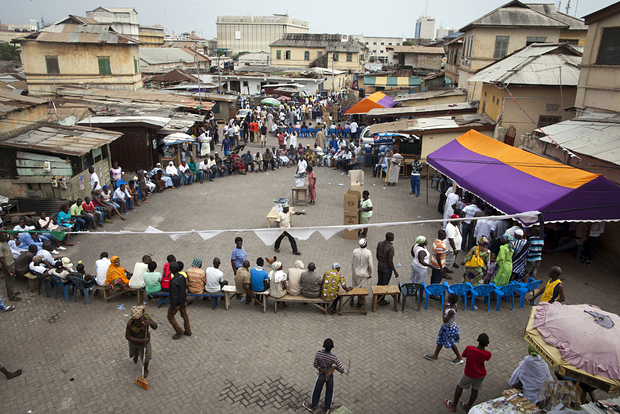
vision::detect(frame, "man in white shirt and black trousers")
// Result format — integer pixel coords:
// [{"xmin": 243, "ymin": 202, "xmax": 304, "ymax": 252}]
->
[{"xmin": 274, "ymin": 204, "xmax": 306, "ymax": 256}]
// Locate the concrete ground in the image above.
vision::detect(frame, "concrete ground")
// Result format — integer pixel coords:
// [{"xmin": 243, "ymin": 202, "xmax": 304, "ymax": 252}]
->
[{"xmin": 2, "ymin": 133, "xmax": 619, "ymax": 413}]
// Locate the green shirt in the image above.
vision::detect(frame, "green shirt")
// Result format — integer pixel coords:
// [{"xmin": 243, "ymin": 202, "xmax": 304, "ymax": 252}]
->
[
  {"xmin": 69, "ymin": 203, "xmax": 84, "ymax": 216},
  {"xmin": 143, "ymin": 271, "xmax": 162, "ymax": 295},
  {"xmin": 360, "ymin": 199, "xmax": 373, "ymax": 219}
]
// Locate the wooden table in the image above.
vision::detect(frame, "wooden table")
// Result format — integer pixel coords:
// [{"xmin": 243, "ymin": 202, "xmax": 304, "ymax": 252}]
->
[
  {"xmin": 338, "ymin": 288, "xmax": 369, "ymax": 315},
  {"xmin": 371, "ymin": 285, "xmax": 400, "ymax": 312},
  {"xmin": 266, "ymin": 207, "xmax": 293, "ymax": 228},
  {"xmin": 291, "ymin": 183, "xmax": 308, "ymax": 206}
]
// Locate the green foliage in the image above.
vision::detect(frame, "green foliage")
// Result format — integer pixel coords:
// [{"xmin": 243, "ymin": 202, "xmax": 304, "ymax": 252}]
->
[
  {"xmin": 402, "ymin": 41, "xmax": 414, "ymax": 46},
  {"xmin": 0, "ymin": 43, "xmax": 21, "ymax": 61}
]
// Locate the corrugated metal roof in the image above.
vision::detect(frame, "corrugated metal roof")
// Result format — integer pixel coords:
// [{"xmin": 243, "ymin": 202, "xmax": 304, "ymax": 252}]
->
[
  {"xmin": 537, "ymin": 113, "xmax": 620, "ymax": 165},
  {"xmin": 0, "ymin": 125, "xmax": 122, "ymax": 156},
  {"xmin": 78, "ymin": 116, "xmax": 171, "ymax": 128},
  {"xmin": 370, "ymin": 114, "xmax": 495, "ymax": 134},
  {"xmin": 0, "ymin": 90, "xmax": 48, "ymax": 115},
  {"xmin": 394, "ymin": 88, "xmax": 467, "ymax": 102},
  {"xmin": 367, "ymin": 102, "xmax": 477, "ymax": 117},
  {"xmin": 386, "ymin": 45, "xmax": 445, "ymax": 54},
  {"xmin": 460, "ymin": 1, "xmax": 569, "ymax": 31},
  {"xmin": 270, "ymin": 33, "xmax": 362, "ymax": 52},
  {"xmin": 20, "ymin": 16, "xmax": 140, "ymax": 45},
  {"xmin": 526, "ymin": 4, "xmax": 588, "ymax": 30},
  {"xmin": 467, "ymin": 43, "xmax": 581, "ymax": 86},
  {"xmin": 140, "ymin": 48, "xmax": 197, "ymax": 65}
]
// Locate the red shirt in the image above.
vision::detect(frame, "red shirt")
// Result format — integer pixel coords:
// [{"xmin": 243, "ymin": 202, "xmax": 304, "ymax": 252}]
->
[
  {"xmin": 161, "ymin": 262, "xmax": 172, "ymax": 289},
  {"xmin": 278, "ymin": 134, "xmax": 285, "ymax": 146},
  {"xmin": 462, "ymin": 346, "xmax": 492, "ymax": 378},
  {"xmin": 82, "ymin": 201, "xmax": 96, "ymax": 213}
]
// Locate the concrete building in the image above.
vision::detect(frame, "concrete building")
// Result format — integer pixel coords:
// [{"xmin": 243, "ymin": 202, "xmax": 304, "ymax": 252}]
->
[
  {"xmin": 386, "ymin": 45, "xmax": 445, "ymax": 71},
  {"xmin": 16, "ymin": 15, "xmax": 143, "ymax": 96},
  {"xmin": 351, "ymin": 35, "xmax": 403, "ymax": 64},
  {"xmin": 236, "ymin": 52, "xmax": 270, "ymax": 67},
  {"xmin": 270, "ymin": 34, "xmax": 364, "ymax": 71},
  {"xmin": 216, "ymin": 14, "xmax": 309, "ymax": 54},
  {"xmin": 468, "ymin": 43, "xmax": 581, "ymax": 145},
  {"xmin": 139, "ymin": 48, "xmax": 208, "ymax": 74},
  {"xmin": 457, "ymin": 1, "xmax": 577, "ymax": 101},
  {"xmin": 86, "ymin": 7, "xmax": 139, "ymax": 39},
  {"xmin": 436, "ymin": 27, "xmax": 455, "ymax": 39},
  {"xmin": 527, "ymin": 4, "xmax": 588, "ymax": 46},
  {"xmin": 574, "ymin": 1, "xmax": 620, "ymax": 114},
  {"xmin": 138, "ymin": 25, "xmax": 164, "ymax": 47},
  {"xmin": 444, "ymin": 34, "xmax": 464, "ymax": 85},
  {"xmin": 415, "ymin": 16, "xmax": 436, "ymax": 40}
]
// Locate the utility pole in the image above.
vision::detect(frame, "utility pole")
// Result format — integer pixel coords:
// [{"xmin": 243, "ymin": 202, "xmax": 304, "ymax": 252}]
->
[{"xmin": 331, "ymin": 53, "xmax": 335, "ymax": 92}]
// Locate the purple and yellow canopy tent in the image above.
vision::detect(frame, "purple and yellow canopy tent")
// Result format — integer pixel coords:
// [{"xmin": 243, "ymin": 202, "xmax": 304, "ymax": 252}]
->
[
  {"xmin": 345, "ymin": 92, "xmax": 396, "ymax": 115},
  {"xmin": 426, "ymin": 130, "xmax": 620, "ymax": 223}
]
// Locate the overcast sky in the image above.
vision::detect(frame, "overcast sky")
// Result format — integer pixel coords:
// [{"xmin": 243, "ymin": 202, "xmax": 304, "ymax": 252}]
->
[{"xmin": 4, "ymin": 0, "xmax": 614, "ymax": 38}]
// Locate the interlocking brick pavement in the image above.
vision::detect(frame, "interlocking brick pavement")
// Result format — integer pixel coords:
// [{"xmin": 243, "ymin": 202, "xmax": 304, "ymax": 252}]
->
[{"xmin": 1, "ymin": 133, "xmax": 619, "ymax": 413}]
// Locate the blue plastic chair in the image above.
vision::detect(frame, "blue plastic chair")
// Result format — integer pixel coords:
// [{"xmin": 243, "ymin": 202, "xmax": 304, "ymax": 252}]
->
[
  {"xmin": 301, "ymin": 128, "xmax": 307, "ymax": 137},
  {"xmin": 423, "ymin": 281, "xmax": 448, "ymax": 310},
  {"xmin": 517, "ymin": 277, "xmax": 542, "ymax": 309},
  {"xmin": 492, "ymin": 282, "xmax": 521, "ymax": 311},
  {"xmin": 69, "ymin": 276, "xmax": 95, "ymax": 305},
  {"xmin": 470, "ymin": 284, "xmax": 496, "ymax": 311},
  {"xmin": 36, "ymin": 271, "xmax": 53, "ymax": 298},
  {"xmin": 51, "ymin": 274, "xmax": 73, "ymax": 302},
  {"xmin": 308, "ymin": 127, "xmax": 315, "ymax": 137},
  {"xmin": 398, "ymin": 281, "xmax": 424, "ymax": 312},
  {"xmin": 344, "ymin": 127, "xmax": 351, "ymax": 137},
  {"xmin": 287, "ymin": 127, "xmax": 293, "ymax": 135},
  {"xmin": 445, "ymin": 282, "xmax": 473, "ymax": 312}
]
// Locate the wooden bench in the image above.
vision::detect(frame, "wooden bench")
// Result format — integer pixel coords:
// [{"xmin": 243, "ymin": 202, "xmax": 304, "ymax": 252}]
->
[
  {"xmin": 92, "ymin": 285, "xmax": 145, "ymax": 305},
  {"xmin": 338, "ymin": 288, "xmax": 369, "ymax": 315},
  {"xmin": 154, "ymin": 291, "xmax": 229, "ymax": 310},
  {"xmin": 371, "ymin": 285, "xmax": 400, "ymax": 312},
  {"xmin": 267, "ymin": 294, "xmax": 328, "ymax": 315}
]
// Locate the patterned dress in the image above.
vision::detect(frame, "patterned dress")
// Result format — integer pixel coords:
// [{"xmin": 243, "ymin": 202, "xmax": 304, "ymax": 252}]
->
[
  {"xmin": 321, "ymin": 270, "xmax": 346, "ymax": 302},
  {"xmin": 436, "ymin": 307, "xmax": 460, "ymax": 348}
]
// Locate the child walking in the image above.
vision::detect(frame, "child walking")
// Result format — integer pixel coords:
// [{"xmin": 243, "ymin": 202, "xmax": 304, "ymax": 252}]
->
[{"xmin": 425, "ymin": 293, "xmax": 463, "ymax": 364}]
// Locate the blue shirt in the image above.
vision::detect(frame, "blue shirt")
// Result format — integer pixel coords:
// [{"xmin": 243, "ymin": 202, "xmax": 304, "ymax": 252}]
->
[
  {"xmin": 17, "ymin": 232, "xmax": 43, "ymax": 250},
  {"xmin": 527, "ymin": 237, "xmax": 543, "ymax": 262},
  {"xmin": 330, "ymin": 139, "xmax": 338, "ymax": 151},
  {"xmin": 223, "ymin": 138, "xmax": 231, "ymax": 152},
  {"xmin": 58, "ymin": 211, "xmax": 72, "ymax": 226},
  {"xmin": 231, "ymin": 247, "xmax": 247, "ymax": 269},
  {"xmin": 250, "ymin": 267, "xmax": 269, "ymax": 292}
]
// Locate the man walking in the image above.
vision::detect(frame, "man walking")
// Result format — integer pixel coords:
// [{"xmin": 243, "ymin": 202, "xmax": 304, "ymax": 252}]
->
[
  {"xmin": 351, "ymin": 238, "xmax": 374, "ymax": 307},
  {"xmin": 125, "ymin": 305, "xmax": 158, "ymax": 379},
  {"xmin": 167, "ymin": 262, "xmax": 191, "ymax": 340},
  {"xmin": 303, "ymin": 338, "xmax": 345, "ymax": 414},
  {"xmin": 376, "ymin": 232, "xmax": 399, "ymax": 304},
  {"xmin": 274, "ymin": 204, "xmax": 307, "ymax": 255}
]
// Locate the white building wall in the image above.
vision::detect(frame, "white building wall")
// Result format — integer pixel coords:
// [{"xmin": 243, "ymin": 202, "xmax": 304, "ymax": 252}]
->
[
  {"xmin": 416, "ymin": 16, "xmax": 436, "ymax": 40},
  {"xmin": 352, "ymin": 35, "xmax": 403, "ymax": 63}
]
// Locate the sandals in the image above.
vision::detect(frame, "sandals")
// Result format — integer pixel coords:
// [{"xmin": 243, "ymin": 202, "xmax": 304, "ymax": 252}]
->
[
  {"xmin": 444, "ymin": 399, "xmax": 456, "ymax": 412},
  {"xmin": 461, "ymin": 402, "xmax": 470, "ymax": 412},
  {"xmin": 2, "ymin": 305, "xmax": 15, "ymax": 312},
  {"xmin": 302, "ymin": 402, "xmax": 315, "ymax": 412},
  {"xmin": 172, "ymin": 333, "xmax": 183, "ymax": 340},
  {"xmin": 424, "ymin": 354, "xmax": 437, "ymax": 362},
  {"xmin": 450, "ymin": 359, "xmax": 464, "ymax": 365}
]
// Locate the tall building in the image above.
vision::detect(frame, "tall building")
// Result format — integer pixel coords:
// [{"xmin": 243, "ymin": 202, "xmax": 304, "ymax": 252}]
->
[
  {"xmin": 216, "ymin": 14, "xmax": 309, "ymax": 54},
  {"xmin": 436, "ymin": 27, "xmax": 455, "ymax": 39},
  {"xmin": 351, "ymin": 35, "xmax": 403, "ymax": 64},
  {"xmin": 415, "ymin": 16, "xmax": 435, "ymax": 39},
  {"xmin": 86, "ymin": 7, "xmax": 139, "ymax": 38}
]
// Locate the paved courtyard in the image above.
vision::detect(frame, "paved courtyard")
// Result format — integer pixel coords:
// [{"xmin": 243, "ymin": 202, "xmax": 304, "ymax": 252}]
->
[{"xmin": 2, "ymin": 135, "xmax": 619, "ymax": 413}]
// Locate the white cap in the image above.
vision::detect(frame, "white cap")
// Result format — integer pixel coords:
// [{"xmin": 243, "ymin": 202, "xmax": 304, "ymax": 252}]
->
[{"xmin": 515, "ymin": 229, "xmax": 524, "ymax": 236}]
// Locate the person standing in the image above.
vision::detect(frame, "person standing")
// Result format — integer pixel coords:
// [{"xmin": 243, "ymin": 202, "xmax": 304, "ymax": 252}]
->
[
  {"xmin": 303, "ymin": 338, "xmax": 345, "ymax": 413},
  {"xmin": 307, "ymin": 166, "xmax": 317, "ymax": 205},
  {"xmin": 510, "ymin": 229, "xmax": 530, "ymax": 282},
  {"xmin": 530, "ymin": 266, "xmax": 564, "ymax": 304},
  {"xmin": 0, "ymin": 231, "xmax": 18, "ymax": 302},
  {"xmin": 386, "ymin": 150, "xmax": 403, "ymax": 186},
  {"xmin": 523, "ymin": 226, "xmax": 543, "ymax": 280},
  {"xmin": 410, "ymin": 155, "xmax": 423, "ymax": 197},
  {"xmin": 167, "ymin": 262, "xmax": 191, "ymax": 340},
  {"xmin": 445, "ymin": 215, "xmax": 462, "ymax": 272},
  {"xmin": 376, "ymin": 233, "xmax": 399, "ymax": 302},
  {"xmin": 230, "ymin": 237, "xmax": 247, "ymax": 275},
  {"xmin": 274, "ymin": 204, "xmax": 307, "ymax": 255},
  {"xmin": 125, "ymin": 305, "xmax": 157, "ymax": 379},
  {"xmin": 444, "ymin": 334, "xmax": 491, "ymax": 413},
  {"xmin": 89, "ymin": 166, "xmax": 102, "ymax": 192},
  {"xmin": 581, "ymin": 222, "xmax": 605, "ymax": 265},
  {"xmin": 411, "ymin": 236, "xmax": 432, "ymax": 284},
  {"xmin": 358, "ymin": 191, "xmax": 373, "ymax": 239},
  {"xmin": 351, "ymin": 237, "xmax": 374, "ymax": 307}
]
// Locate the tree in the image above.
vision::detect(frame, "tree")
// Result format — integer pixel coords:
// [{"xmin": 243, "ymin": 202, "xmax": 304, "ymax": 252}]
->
[
  {"xmin": 0, "ymin": 43, "xmax": 20, "ymax": 61},
  {"xmin": 402, "ymin": 41, "xmax": 414, "ymax": 46}
]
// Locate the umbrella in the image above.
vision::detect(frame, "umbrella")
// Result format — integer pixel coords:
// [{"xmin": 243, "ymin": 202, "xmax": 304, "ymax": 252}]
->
[
  {"xmin": 162, "ymin": 132, "xmax": 194, "ymax": 145},
  {"xmin": 524, "ymin": 302, "xmax": 620, "ymax": 393},
  {"xmin": 261, "ymin": 98, "xmax": 281, "ymax": 106},
  {"xmin": 277, "ymin": 96, "xmax": 291, "ymax": 102}
]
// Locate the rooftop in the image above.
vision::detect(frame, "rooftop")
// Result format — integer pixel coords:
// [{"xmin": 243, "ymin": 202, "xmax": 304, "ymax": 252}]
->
[
  {"xmin": 367, "ymin": 102, "xmax": 479, "ymax": 118},
  {"xmin": 0, "ymin": 90, "xmax": 48, "ymax": 116},
  {"xmin": 526, "ymin": 3, "xmax": 588, "ymax": 30},
  {"xmin": 386, "ymin": 45, "xmax": 445, "ymax": 54},
  {"xmin": 270, "ymin": 33, "xmax": 362, "ymax": 52},
  {"xmin": 370, "ymin": 114, "xmax": 495, "ymax": 134},
  {"xmin": 393, "ymin": 88, "xmax": 468, "ymax": 102},
  {"xmin": 139, "ymin": 48, "xmax": 199, "ymax": 65},
  {"xmin": 467, "ymin": 43, "xmax": 582, "ymax": 86},
  {"xmin": 460, "ymin": 0, "xmax": 569, "ymax": 31}
]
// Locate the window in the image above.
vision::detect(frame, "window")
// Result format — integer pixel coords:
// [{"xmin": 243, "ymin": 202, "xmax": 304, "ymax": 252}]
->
[
  {"xmin": 468, "ymin": 36, "xmax": 474, "ymax": 57},
  {"xmin": 381, "ymin": 42, "xmax": 384, "ymax": 45},
  {"xmin": 346, "ymin": 53, "xmax": 352, "ymax": 62},
  {"xmin": 276, "ymin": 50, "xmax": 281, "ymax": 60},
  {"xmin": 482, "ymin": 101, "xmax": 486, "ymax": 113},
  {"xmin": 373, "ymin": 49, "xmax": 377, "ymax": 53},
  {"xmin": 526, "ymin": 36, "xmax": 546, "ymax": 46},
  {"xmin": 45, "ymin": 56, "xmax": 59, "ymax": 74},
  {"xmin": 388, "ymin": 42, "xmax": 392, "ymax": 45},
  {"xmin": 396, "ymin": 43, "xmax": 400, "ymax": 46},
  {"xmin": 597, "ymin": 27, "xmax": 620, "ymax": 64},
  {"xmin": 304, "ymin": 51, "xmax": 310, "ymax": 60},
  {"xmin": 317, "ymin": 51, "xmax": 322, "ymax": 58},
  {"xmin": 235, "ymin": 31, "xmax": 241, "ymax": 40},
  {"xmin": 133, "ymin": 56, "xmax": 138, "ymax": 74},
  {"xmin": 492, "ymin": 96, "xmax": 495, "ymax": 103},
  {"xmin": 98, "ymin": 56, "xmax": 111, "ymax": 74},
  {"xmin": 285, "ymin": 50, "xmax": 291, "ymax": 60},
  {"xmin": 380, "ymin": 50, "xmax": 384, "ymax": 54},
  {"xmin": 373, "ymin": 42, "xmax": 377, "ymax": 45},
  {"xmin": 333, "ymin": 53, "xmax": 339, "ymax": 61},
  {"xmin": 546, "ymin": 104, "xmax": 560, "ymax": 111},
  {"xmin": 538, "ymin": 115, "xmax": 561, "ymax": 127},
  {"xmin": 494, "ymin": 36, "xmax": 509, "ymax": 59},
  {"xmin": 365, "ymin": 42, "xmax": 369, "ymax": 45}
]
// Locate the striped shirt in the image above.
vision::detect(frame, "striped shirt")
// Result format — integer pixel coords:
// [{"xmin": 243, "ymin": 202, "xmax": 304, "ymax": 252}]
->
[
  {"xmin": 313, "ymin": 349, "xmax": 344, "ymax": 373},
  {"xmin": 527, "ymin": 237, "xmax": 543, "ymax": 262}
]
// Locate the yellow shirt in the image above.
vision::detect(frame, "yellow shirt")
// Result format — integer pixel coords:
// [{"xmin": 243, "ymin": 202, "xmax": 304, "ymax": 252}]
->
[
  {"xmin": 540, "ymin": 279, "xmax": 562, "ymax": 303},
  {"xmin": 276, "ymin": 211, "xmax": 293, "ymax": 228}
]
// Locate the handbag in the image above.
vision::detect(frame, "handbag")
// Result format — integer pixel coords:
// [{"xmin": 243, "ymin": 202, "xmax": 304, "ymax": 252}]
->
[{"xmin": 465, "ymin": 246, "xmax": 485, "ymax": 268}]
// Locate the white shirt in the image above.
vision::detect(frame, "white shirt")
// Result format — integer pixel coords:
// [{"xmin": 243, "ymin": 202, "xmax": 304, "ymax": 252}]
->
[
  {"xmin": 113, "ymin": 187, "xmax": 129, "ymax": 201},
  {"xmin": 445, "ymin": 222, "xmax": 462, "ymax": 251},
  {"xmin": 289, "ymin": 134, "xmax": 297, "ymax": 148},
  {"xmin": 205, "ymin": 267, "xmax": 224, "ymax": 293},
  {"xmin": 276, "ymin": 211, "xmax": 293, "ymax": 228},
  {"xmin": 589, "ymin": 222, "xmax": 605, "ymax": 237},
  {"xmin": 129, "ymin": 262, "xmax": 148, "ymax": 289},
  {"xmin": 166, "ymin": 164, "xmax": 178, "ymax": 175},
  {"xmin": 462, "ymin": 204, "xmax": 481, "ymax": 224},
  {"xmin": 505, "ymin": 225, "xmax": 521, "ymax": 238},
  {"xmin": 270, "ymin": 269, "xmax": 286, "ymax": 283},
  {"xmin": 39, "ymin": 249, "xmax": 55, "ymax": 266},
  {"xmin": 95, "ymin": 257, "xmax": 111, "ymax": 286},
  {"xmin": 350, "ymin": 122, "xmax": 358, "ymax": 133},
  {"xmin": 90, "ymin": 172, "xmax": 102, "ymax": 191},
  {"xmin": 297, "ymin": 159, "xmax": 307, "ymax": 174},
  {"xmin": 178, "ymin": 164, "xmax": 189, "ymax": 174},
  {"xmin": 30, "ymin": 262, "xmax": 47, "ymax": 274},
  {"xmin": 473, "ymin": 218, "xmax": 493, "ymax": 241}
]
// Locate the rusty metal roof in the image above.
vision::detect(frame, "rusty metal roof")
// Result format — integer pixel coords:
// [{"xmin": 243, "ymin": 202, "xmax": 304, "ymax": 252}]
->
[
  {"xmin": 0, "ymin": 125, "xmax": 122, "ymax": 156},
  {"xmin": 460, "ymin": 0, "xmax": 569, "ymax": 31},
  {"xmin": 0, "ymin": 90, "xmax": 48, "ymax": 115}
]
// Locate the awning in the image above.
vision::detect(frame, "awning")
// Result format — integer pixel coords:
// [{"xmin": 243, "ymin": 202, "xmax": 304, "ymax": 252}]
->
[
  {"xmin": 426, "ymin": 130, "xmax": 620, "ymax": 223},
  {"xmin": 363, "ymin": 77, "xmax": 421, "ymax": 87},
  {"xmin": 345, "ymin": 92, "xmax": 397, "ymax": 115}
]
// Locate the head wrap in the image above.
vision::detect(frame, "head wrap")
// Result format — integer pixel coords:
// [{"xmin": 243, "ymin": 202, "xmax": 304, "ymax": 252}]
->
[
  {"xmin": 131, "ymin": 305, "xmax": 145, "ymax": 320},
  {"xmin": 528, "ymin": 345, "xmax": 538, "ymax": 357},
  {"xmin": 282, "ymin": 203, "xmax": 290, "ymax": 208},
  {"xmin": 191, "ymin": 258, "xmax": 202, "ymax": 268},
  {"xmin": 502, "ymin": 233, "xmax": 514, "ymax": 241},
  {"xmin": 332, "ymin": 263, "xmax": 341, "ymax": 269},
  {"xmin": 62, "ymin": 257, "xmax": 74, "ymax": 271},
  {"xmin": 272, "ymin": 261, "xmax": 282, "ymax": 270},
  {"xmin": 33, "ymin": 255, "xmax": 43, "ymax": 264},
  {"xmin": 478, "ymin": 236, "xmax": 490, "ymax": 246},
  {"xmin": 515, "ymin": 229, "xmax": 524, "ymax": 236},
  {"xmin": 294, "ymin": 260, "xmax": 304, "ymax": 269},
  {"xmin": 415, "ymin": 236, "xmax": 426, "ymax": 245},
  {"xmin": 181, "ymin": 158, "xmax": 186, "ymax": 162},
  {"xmin": 450, "ymin": 214, "xmax": 459, "ymax": 219},
  {"xmin": 358, "ymin": 238, "xmax": 367, "ymax": 247},
  {"xmin": 105, "ymin": 256, "xmax": 128, "ymax": 285},
  {"xmin": 102, "ymin": 185, "xmax": 108, "ymax": 190}
]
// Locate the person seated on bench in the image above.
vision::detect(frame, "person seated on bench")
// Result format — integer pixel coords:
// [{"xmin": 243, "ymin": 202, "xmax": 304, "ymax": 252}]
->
[
  {"xmin": 30, "ymin": 255, "xmax": 51, "ymax": 280},
  {"xmin": 14, "ymin": 245, "xmax": 38, "ymax": 278},
  {"xmin": 74, "ymin": 263, "xmax": 96, "ymax": 289},
  {"xmin": 321, "ymin": 263, "xmax": 352, "ymax": 314},
  {"xmin": 286, "ymin": 260, "xmax": 304, "ymax": 296},
  {"xmin": 234, "ymin": 260, "xmax": 253, "ymax": 304},
  {"xmin": 301, "ymin": 262, "xmax": 322, "ymax": 299},
  {"xmin": 187, "ymin": 258, "xmax": 206, "ymax": 294},
  {"xmin": 143, "ymin": 261, "xmax": 162, "ymax": 297},
  {"xmin": 129, "ymin": 255, "xmax": 151, "ymax": 290},
  {"xmin": 268, "ymin": 261, "xmax": 287, "ymax": 299},
  {"xmin": 95, "ymin": 252, "xmax": 111, "ymax": 287},
  {"xmin": 205, "ymin": 258, "xmax": 227, "ymax": 293},
  {"xmin": 105, "ymin": 256, "xmax": 131, "ymax": 293},
  {"xmin": 250, "ymin": 257, "xmax": 269, "ymax": 294}
]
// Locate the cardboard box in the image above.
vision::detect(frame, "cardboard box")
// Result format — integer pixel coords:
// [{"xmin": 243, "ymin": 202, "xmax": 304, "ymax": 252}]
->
[
  {"xmin": 349, "ymin": 170, "xmax": 364, "ymax": 194},
  {"xmin": 343, "ymin": 190, "xmax": 361, "ymax": 239}
]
